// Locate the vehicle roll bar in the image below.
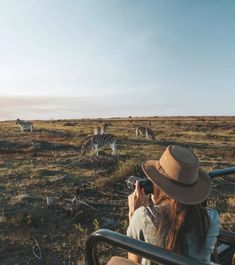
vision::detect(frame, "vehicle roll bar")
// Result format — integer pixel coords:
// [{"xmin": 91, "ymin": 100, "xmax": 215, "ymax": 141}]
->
[
  {"xmin": 219, "ymin": 230, "xmax": 235, "ymax": 246},
  {"xmin": 85, "ymin": 229, "xmax": 209, "ymax": 265},
  {"xmin": 208, "ymin": 166, "xmax": 235, "ymax": 179}
]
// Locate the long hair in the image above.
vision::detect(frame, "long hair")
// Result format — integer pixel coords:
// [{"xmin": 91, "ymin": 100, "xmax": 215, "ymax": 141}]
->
[{"xmin": 152, "ymin": 185, "xmax": 210, "ymax": 254}]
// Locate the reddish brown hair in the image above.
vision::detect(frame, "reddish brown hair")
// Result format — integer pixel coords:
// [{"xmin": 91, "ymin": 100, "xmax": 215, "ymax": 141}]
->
[{"xmin": 152, "ymin": 185, "xmax": 210, "ymax": 254}]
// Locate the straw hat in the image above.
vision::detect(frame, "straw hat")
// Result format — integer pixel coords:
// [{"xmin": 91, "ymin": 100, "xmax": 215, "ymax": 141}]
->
[{"xmin": 141, "ymin": 145, "xmax": 211, "ymax": 205}]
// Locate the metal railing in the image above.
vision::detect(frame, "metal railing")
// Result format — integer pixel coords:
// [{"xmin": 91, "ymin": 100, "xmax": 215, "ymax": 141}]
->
[
  {"xmin": 85, "ymin": 229, "xmax": 211, "ymax": 265},
  {"xmin": 208, "ymin": 167, "xmax": 235, "ymax": 179}
]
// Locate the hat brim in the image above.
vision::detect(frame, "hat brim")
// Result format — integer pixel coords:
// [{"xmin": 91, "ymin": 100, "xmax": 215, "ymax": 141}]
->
[{"xmin": 142, "ymin": 160, "xmax": 211, "ymax": 205}]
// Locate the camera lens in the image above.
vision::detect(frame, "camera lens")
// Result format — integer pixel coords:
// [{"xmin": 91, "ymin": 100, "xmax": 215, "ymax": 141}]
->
[
  {"xmin": 140, "ymin": 179, "xmax": 153, "ymax": 195},
  {"xmin": 126, "ymin": 176, "xmax": 139, "ymax": 190},
  {"xmin": 126, "ymin": 176, "xmax": 153, "ymax": 195}
]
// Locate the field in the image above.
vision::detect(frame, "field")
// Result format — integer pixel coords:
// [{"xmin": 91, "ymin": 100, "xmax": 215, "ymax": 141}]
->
[{"xmin": 0, "ymin": 116, "xmax": 234, "ymax": 265}]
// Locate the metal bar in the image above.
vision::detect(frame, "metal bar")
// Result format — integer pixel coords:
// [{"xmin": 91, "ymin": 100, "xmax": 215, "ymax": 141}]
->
[
  {"xmin": 218, "ymin": 230, "xmax": 235, "ymax": 246},
  {"xmin": 85, "ymin": 229, "xmax": 209, "ymax": 265},
  {"xmin": 208, "ymin": 167, "xmax": 235, "ymax": 179}
]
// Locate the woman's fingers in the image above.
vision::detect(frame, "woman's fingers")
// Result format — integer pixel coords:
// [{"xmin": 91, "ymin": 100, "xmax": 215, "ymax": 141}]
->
[
  {"xmin": 128, "ymin": 180, "xmax": 146, "ymax": 220},
  {"xmin": 135, "ymin": 180, "xmax": 140, "ymax": 195},
  {"xmin": 135, "ymin": 180, "xmax": 145, "ymax": 200}
]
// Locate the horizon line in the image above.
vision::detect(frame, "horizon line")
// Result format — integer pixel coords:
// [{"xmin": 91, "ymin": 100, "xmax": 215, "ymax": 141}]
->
[{"xmin": 1, "ymin": 115, "xmax": 234, "ymax": 122}]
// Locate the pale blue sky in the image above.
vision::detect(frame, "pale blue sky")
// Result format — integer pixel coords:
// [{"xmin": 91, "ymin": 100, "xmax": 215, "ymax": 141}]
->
[{"xmin": 0, "ymin": 0, "xmax": 234, "ymax": 119}]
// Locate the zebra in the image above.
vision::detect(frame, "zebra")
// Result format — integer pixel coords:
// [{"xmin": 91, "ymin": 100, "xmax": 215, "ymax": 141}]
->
[
  {"xmin": 16, "ymin": 119, "xmax": 33, "ymax": 132},
  {"xmin": 81, "ymin": 134, "xmax": 117, "ymax": 156},
  {"xmin": 135, "ymin": 126, "xmax": 155, "ymax": 140}
]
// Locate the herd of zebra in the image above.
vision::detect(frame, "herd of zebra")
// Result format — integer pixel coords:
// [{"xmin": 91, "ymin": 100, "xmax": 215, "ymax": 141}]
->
[{"xmin": 16, "ymin": 119, "xmax": 156, "ymax": 156}]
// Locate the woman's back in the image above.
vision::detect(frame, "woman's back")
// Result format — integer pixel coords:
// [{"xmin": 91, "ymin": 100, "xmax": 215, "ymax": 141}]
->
[{"xmin": 127, "ymin": 205, "xmax": 220, "ymax": 265}]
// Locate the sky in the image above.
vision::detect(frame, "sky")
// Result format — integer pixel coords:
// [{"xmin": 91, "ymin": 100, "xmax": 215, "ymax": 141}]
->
[{"xmin": 0, "ymin": 0, "xmax": 235, "ymax": 120}]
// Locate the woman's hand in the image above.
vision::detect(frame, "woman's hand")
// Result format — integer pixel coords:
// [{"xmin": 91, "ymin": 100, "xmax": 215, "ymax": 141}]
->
[{"xmin": 128, "ymin": 180, "xmax": 145, "ymax": 220}]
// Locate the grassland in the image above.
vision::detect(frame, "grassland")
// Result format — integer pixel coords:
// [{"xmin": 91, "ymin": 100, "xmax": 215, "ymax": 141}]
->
[{"xmin": 0, "ymin": 116, "xmax": 234, "ymax": 265}]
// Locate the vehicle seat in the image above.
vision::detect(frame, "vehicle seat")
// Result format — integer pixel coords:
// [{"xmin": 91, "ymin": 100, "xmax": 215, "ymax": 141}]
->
[{"xmin": 107, "ymin": 256, "xmax": 140, "ymax": 265}]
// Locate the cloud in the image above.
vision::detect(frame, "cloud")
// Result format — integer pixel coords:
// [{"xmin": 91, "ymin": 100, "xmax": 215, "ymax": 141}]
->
[
  {"xmin": 0, "ymin": 94, "xmax": 168, "ymax": 120},
  {"xmin": 0, "ymin": 96, "xmax": 78, "ymax": 120}
]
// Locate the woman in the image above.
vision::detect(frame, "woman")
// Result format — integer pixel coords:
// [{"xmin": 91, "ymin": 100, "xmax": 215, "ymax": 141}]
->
[{"xmin": 127, "ymin": 145, "xmax": 220, "ymax": 265}]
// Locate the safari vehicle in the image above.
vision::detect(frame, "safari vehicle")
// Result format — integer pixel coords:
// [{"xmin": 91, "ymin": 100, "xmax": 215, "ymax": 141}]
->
[{"xmin": 85, "ymin": 167, "xmax": 235, "ymax": 265}]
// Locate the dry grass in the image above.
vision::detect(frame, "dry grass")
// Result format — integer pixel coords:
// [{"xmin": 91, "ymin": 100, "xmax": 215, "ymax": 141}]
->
[{"xmin": 0, "ymin": 116, "xmax": 234, "ymax": 264}]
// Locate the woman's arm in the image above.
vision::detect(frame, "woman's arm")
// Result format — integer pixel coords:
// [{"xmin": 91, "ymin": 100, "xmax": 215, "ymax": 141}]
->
[
  {"xmin": 128, "ymin": 180, "xmax": 145, "ymax": 221},
  {"xmin": 127, "ymin": 181, "xmax": 145, "ymax": 263}
]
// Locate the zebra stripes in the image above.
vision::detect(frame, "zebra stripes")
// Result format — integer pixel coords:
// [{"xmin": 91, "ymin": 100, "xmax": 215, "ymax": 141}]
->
[
  {"xmin": 135, "ymin": 126, "xmax": 155, "ymax": 140},
  {"xmin": 81, "ymin": 134, "xmax": 117, "ymax": 156},
  {"xmin": 16, "ymin": 119, "xmax": 33, "ymax": 132}
]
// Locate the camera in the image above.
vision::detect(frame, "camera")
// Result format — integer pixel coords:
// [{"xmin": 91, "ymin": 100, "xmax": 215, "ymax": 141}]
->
[{"xmin": 126, "ymin": 176, "xmax": 153, "ymax": 195}]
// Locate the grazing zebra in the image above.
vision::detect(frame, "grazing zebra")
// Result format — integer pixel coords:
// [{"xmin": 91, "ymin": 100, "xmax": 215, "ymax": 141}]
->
[
  {"xmin": 135, "ymin": 126, "xmax": 155, "ymax": 140},
  {"xmin": 81, "ymin": 134, "xmax": 117, "ymax": 156},
  {"xmin": 16, "ymin": 119, "xmax": 33, "ymax": 132}
]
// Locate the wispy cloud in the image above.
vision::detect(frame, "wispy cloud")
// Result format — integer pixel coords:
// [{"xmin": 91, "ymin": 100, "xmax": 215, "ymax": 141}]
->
[
  {"xmin": 1, "ymin": 96, "xmax": 83, "ymax": 120},
  {"xmin": 1, "ymin": 95, "xmax": 164, "ymax": 120}
]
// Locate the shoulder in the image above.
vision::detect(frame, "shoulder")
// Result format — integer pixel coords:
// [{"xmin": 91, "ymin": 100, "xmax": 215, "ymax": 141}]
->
[
  {"xmin": 134, "ymin": 204, "xmax": 164, "ymax": 218},
  {"xmin": 205, "ymin": 207, "xmax": 219, "ymax": 221},
  {"xmin": 130, "ymin": 204, "xmax": 165, "ymax": 229},
  {"xmin": 128, "ymin": 204, "xmax": 165, "ymax": 227},
  {"xmin": 131, "ymin": 206, "xmax": 147, "ymax": 223},
  {"xmin": 127, "ymin": 205, "xmax": 156, "ymax": 234},
  {"xmin": 205, "ymin": 207, "xmax": 220, "ymax": 233},
  {"xmin": 127, "ymin": 206, "xmax": 146, "ymax": 239}
]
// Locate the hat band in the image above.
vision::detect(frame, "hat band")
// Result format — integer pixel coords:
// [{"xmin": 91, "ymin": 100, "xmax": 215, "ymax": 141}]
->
[{"xmin": 158, "ymin": 165, "xmax": 198, "ymax": 188}]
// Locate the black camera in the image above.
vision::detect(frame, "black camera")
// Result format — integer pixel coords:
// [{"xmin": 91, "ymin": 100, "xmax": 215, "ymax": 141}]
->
[{"xmin": 126, "ymin": 176, "xmax": 153, "ymax": 195}]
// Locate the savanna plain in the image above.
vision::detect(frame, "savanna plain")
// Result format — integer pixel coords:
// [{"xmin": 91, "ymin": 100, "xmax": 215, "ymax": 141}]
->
[{"xmin": 0, "ymin": 116, "xmax": 234, "ymax": 265}]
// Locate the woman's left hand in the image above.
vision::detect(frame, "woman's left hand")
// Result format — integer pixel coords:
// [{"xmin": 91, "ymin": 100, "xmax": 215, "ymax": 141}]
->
[{"xmin": 128, "ymin": 180, "xmax": 145, "ymax": 220}]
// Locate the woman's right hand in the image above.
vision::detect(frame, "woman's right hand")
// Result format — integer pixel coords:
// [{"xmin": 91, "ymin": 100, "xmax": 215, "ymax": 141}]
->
[{"xmin": 128, "ymin": 180, "xmax": 145, "ymax": 220}]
